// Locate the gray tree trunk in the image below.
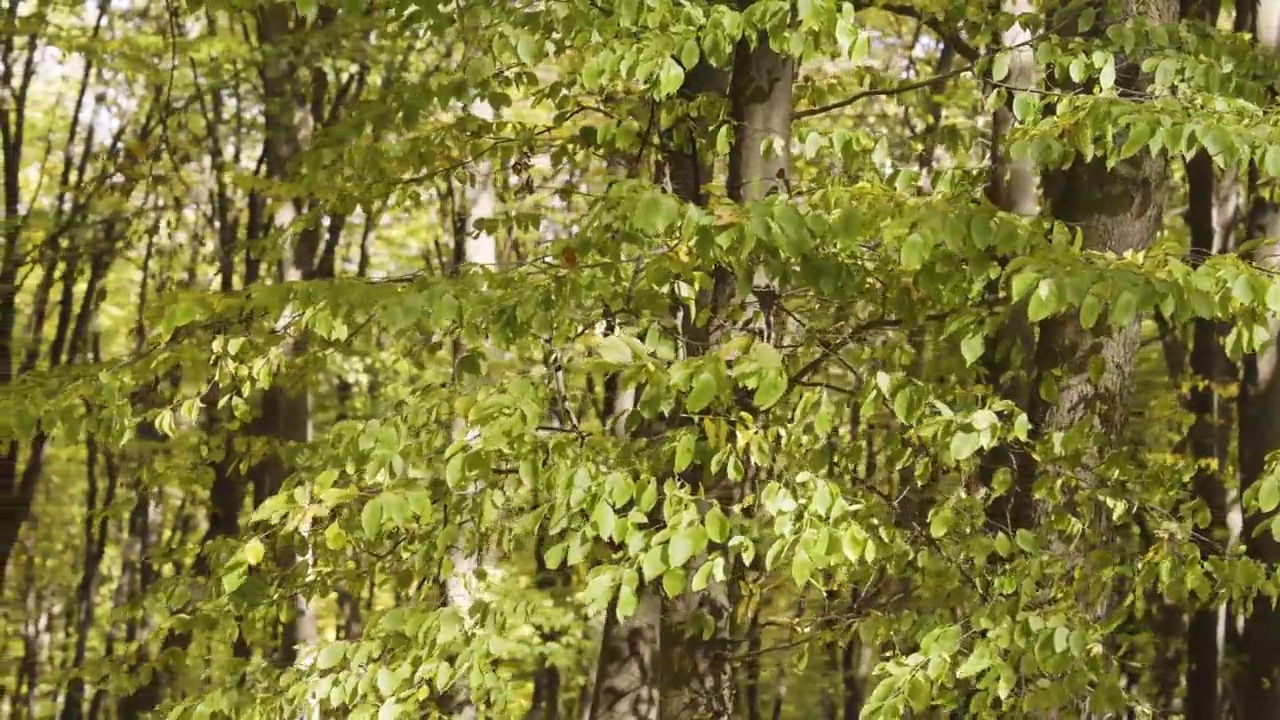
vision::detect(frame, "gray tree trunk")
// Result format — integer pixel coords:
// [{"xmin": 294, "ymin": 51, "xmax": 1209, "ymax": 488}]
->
[
  {"xmin": 1235, "ymin": 5, "xmax": 1280, "ymax": 711},
  {"xmin": 1178, "ymin": 5, "xmax": 1235, "ymax": 719}
]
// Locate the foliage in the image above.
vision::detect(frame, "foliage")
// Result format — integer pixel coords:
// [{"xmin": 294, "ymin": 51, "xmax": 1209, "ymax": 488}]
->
[{"xmin": 6, "ymin": 0, "xmax": 1280, "ymax": 718}]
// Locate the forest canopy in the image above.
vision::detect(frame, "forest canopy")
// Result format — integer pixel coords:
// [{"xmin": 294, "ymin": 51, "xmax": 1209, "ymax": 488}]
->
[{"xmin": 6, "ymin": 0, "xmax": 1280, "ymax": 718}]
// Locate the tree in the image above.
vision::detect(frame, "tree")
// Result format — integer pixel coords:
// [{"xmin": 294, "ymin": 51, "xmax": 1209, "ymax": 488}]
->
[{"xmin": 12, "ymin": 0, "xmax": 1280, "ymax": 718}]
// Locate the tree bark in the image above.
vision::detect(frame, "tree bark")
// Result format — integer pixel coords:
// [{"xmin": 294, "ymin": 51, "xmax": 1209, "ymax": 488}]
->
[{"xmin": 1038, "ymin": 0, "xmax": 1177, "ymax": 436}]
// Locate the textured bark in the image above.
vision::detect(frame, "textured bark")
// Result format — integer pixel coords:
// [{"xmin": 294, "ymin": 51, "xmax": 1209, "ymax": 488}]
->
[
  {"xmin": 656, "ymin": 37, "xmax": 791, "ymax": 719},
  {"xmin": 1038, "ymin": 0, "xmax": 1176, "ymax": 435},
  {"xmin": 660, "ymin": 29, "xmax": 792, "ymax": 720},
  {"xmin": 115, "ymin": 485, "xmax": 158, "ymax": 720},
  {"xmin": 0, "ymin": 7, "xmax": 56, "ymax": 590},
  {"xmin": 591, "ymin": 592, "xmax": 662, "ymax": 720},
  {"xmin": 1172, "ymin": 152, "xmax": 1233, "ymax": 717},
  {"xmin": 725, "ymin": 38, "xmax": 792, "ymax": 204},
  {"xmin": 1236, "ymin": 204, "xmax": 1280, "ymax": 715}
]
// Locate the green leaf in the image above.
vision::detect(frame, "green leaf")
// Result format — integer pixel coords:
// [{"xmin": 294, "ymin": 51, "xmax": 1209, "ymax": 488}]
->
[
  {"xmin": 841, "ymin": 525, "xmax": 865, "ymax": 564},
  {"xmin": 669, "ymin": 526, "xmax": 706, "ymax": 567},
  {"xmin": 325, "ymin": 524, "xmax": 348, "ymax": 551},
  {"xmin": 1266, "ymin": 146, "xmax": 1280, "ymax": 179},
  {"xmin": 221, "ymin": 567, "xmax": 246, "ymax": 594},
  {"xmin": 642, "ymin": 546, "xmax": 667, "ymax": 581},
  {"xmin": 1110, "ymin": 290, "xmax": 1138, "ymax": 327},
  {"xmin": 295, "ymin": 0, "xmax": 319, "ymax": 21},
  {"xmin": 900, "ymin": 233, "xmax": 927, "ymax": 271},
  {"xmin": 1098, "ymin": 56, "xmax": 1116, "ymax": 90},
  {"xmin": 1267, "ymin": 281, "xmax": 1280, "ymax": 313},
  {"xmin": 704, "ymin": 505, "xmax": 729, "ymax": 543},
  {"xmin": 851, "ymin": 33, "xmax": 870, "ymax": 63},
  {"xmin": 991, "ymin": 51, "xmax": 1012, "ymax": 83},
  {"xmin": 243, "ymin": 538, "xmax": 265, "ymax": 567},
  {"xmin": 318, "ymin": 643, "xmax": 346, "ymax": 671},
  {"xmin": 691, "ymin": 560, "xmax": 715, "ymax": 591},
  {"xmin": 592, "ymin": 499, "xmax": 618, "ymax": 540},
  {"xmin": 957, "ymin": 644, "xmax": 992, "ymax": 679},
  {"xmin": 517, "ymin": 34, "xmax": 542, "ymax": 65},
  {"xmin": 1201, "ymin": 126, "xmax": 1231, "ymax": 158},
  {"xmin": 961, "ymin": 334, "xmax": 985, "ymax": 366},
  {"xmin": 635, "ymin": 192, "xmax": 679, "ymax": 234},
  {"xmin": 1054, "ymin": 626, "xmax": 1070, "ymax": 654},
  {"xmin": 376, "ymin": 666, "xmax": 400, "ymax": 698},
  {"xmin": 950, "ymin": 431, "xmax": 981, "ymax": 462},
  {"xmin": 1080, "ymin": 292, "xmax": 1101, "ymax": 329},
  {"xmin": 674, "ymin": 433, "xmax": 696, "ymax": 473},
  {"xmin": 1069, "ymin": 630, "xmax": 1087, "ymax": 656},
  {"xmin": 679, "ymin": 39, "xmax": 700, "ymax": 70},
  {"xmin": 791, "ymin": 548, "xmax": 813, "ymax": 587},
  {"xmin": 753, "ymin": 371, "xmax": 787, "ymax": 409},
  {"xmin": 1069, "ymin": 57, "xmax": 1086, "ymax": 84},
  {"xmin": 1119, "ymin": 123, "xmax": 1153, "ymax": 159},
  {"xmin": 930, "ymin": 507, "xmax": 955, "ymax": 538},
  {"xmin": 1012, "ymin": 93, "xmax": 1037, "ymax": 123},
  {"xmin": 545, "ymin": 542, "xmax": 566, "ymax": 569},
  {"xmin": 445, "ymin": 451, "xmax": 466, "ymax": 487},
  {"xmin": 362, "ymin": 499, "xmax": 384, "ymax": 539},
  {"xmin": 662, "ymin": 567, "xmax": 686, "ymax": 597},
  {"xmin": 598, "ymin": 336, "xmax": 633, "ymax": 364},
  {"xmin": 1026, "ymin": 278, "xmax": 1058, "ymax": 323},
  {"xmin": 687, "ymin": 370, "xmax": 718, "ymax": 413},
  {"xmin": 658, "ymin": 57, "xmax": 685, "ymax": 97},
  {"xmin": 1154, "ymin": 57, "xmax": 1178, "ymax": 87},
  {"xmin": 1078, "ymin": 7, "xmax": 1097, "ymax": 31},
  {"xmin": 616, "ymin": 583, "xmax": 639, "ymax": 619},
  {"xmin": 994, "ymin": 532, "xmax": 1012, "ymax": 557},
  {"xmin": 1258, "ymin": 475, "xmax": 1280, "ymax": 513}
]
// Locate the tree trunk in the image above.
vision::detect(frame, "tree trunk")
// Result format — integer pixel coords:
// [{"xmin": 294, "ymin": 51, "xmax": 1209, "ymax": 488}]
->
[
  {"xmin": 659, "ymin": 28, "xmax": 794, "ymax": 720},
  {"xmin": 1179, "ymin": 2, "xmax": 1237, "ymax": 708},
  {"xmin": 1038, "ymin": 0, "xmax": 1177, "ymax": 436},
  {"xmin": 1230, "ymin": 0, "xmax": 1280, "ymax": 712},
  {"xmin": 981, "ymin": 0, "xmax": 1041, "ymax": 533},
  {"xmin": 589, "ymin": 63, "xmax": 726, "ymax": 720},
  {"xmin": 59, "ymin": 437, "xmax": 119, "ymax": 720}
]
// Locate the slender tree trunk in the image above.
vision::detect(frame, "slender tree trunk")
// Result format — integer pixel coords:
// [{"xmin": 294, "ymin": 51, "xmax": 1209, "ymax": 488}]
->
[
  {"xmin": 254, "ymin": 1, "xmax": 322, "ymax": 670},
  {"xmin": 1231, "ymin": 1, "xmax": 1280, "ymax": 714},
  {"xmin": 0, "ymin": 17, "xmax": 38, "ymax": 591},
  {"xmin": 440, "ymin": 100, "xmax": 500, "ymax": 718},
  {"xmin": 981, "ymin": 0, "xmax": 1041, "ymax": 533},
  {"xmin": 59, "ymin": 437, "xmax": 120, "ymax": 720},
  {"xmin": 1179, "ymin": 4, "xmax": 1236, "ymax": 711}
]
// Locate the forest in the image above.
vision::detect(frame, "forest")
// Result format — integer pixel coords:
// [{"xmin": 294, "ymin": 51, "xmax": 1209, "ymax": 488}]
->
[{"xmin": 8, "ymin": 0, "xmax": 1280, "ymax": 717}]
